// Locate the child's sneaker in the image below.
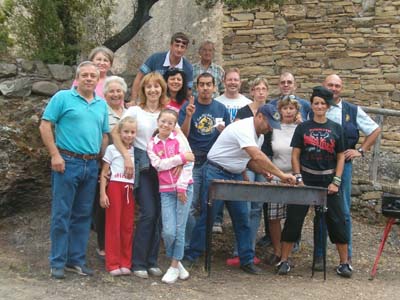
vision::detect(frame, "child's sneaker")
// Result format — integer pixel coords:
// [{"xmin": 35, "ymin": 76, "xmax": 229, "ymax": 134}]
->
[
  {"xmin": 276, "ymin": 261, "xmax": 291, "ymax": 275},
  {"xmin": 120, "ymin": 267, "xmax": 131, "ymax": 275},
  {"xmin": 109, "ymin": 269, "xmax": 122, "ymax": 276},
  {"xmin": 161, "ymin": 267, "xmax": 179, "ymax": 284}
]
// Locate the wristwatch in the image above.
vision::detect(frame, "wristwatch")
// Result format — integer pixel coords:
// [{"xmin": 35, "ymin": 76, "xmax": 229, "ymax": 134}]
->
[{"xmin": 357, "ymin": 147, "xmax": 364, "ymax": 157}]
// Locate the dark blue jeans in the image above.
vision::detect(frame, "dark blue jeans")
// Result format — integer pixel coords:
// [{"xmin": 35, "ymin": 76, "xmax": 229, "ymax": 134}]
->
[
  {"xmin": 49, "ymin": 154, "xmax": 98, "ymax": 268},
  {"xmin": 132, "ymin": 167, "xmax": 161, "ymax": 271},
  {"xmin": 184, "ymin": 162, "xmax": 254, "ymax": 265}
]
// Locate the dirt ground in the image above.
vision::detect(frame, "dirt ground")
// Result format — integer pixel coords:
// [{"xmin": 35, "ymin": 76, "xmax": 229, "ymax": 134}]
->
[{"xmin": 0, "ymin": 203, "xmax": 400, "ymax": 300}]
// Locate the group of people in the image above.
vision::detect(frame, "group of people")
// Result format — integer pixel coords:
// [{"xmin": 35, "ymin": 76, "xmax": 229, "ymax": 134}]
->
[{"xmin": 39, "ymin": 31, "xmax": 381, "ymax": 283}]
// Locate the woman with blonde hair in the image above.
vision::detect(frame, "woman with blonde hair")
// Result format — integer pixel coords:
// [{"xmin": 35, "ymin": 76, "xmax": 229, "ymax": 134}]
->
[{"xmin": 111, "ymin": 72, "xmax": 168, "ymax": 279}]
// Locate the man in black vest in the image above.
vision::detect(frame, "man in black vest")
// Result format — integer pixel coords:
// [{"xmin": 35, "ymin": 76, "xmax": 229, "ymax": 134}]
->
[{"xmin": 313, "ymin": 74, "xmax": 380, "ymax": 270}]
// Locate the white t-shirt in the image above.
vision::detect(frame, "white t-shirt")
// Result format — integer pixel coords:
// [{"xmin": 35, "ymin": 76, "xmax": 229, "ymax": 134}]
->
[
  {"xmin": 207, "ymin": 117, "xmax": 263, "ymax": 174},
  {"xmin": 103, "ymin": 144, "xmax": 135, "ymax": 184},
  {"xmin": 271, "ymin": 123, "xmax": 297, "ymax": 173},
  {"xmin": 215, "ymin": 94, "xmax": 252, "ymax": 122},
  {"xmin": 121, "ymin": 106, "xmax": 159, "ymax": 151}
]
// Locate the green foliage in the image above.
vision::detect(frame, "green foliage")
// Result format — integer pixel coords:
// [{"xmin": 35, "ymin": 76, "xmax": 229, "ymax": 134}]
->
[
  {"xmin": 6, "ymin": 0, "xmax": 115, "ymax": 65},
  {"xmin": 0, "ymin": 0, "xmax": 15, "ymax": 57},
  {"xmin": 197, "ymin": 0, "xmax": 286, "ymax": 9}
]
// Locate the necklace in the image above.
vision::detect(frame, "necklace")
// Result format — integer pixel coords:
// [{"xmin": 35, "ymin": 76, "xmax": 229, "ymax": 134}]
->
[{"xmin": 146, "ymin": 105, "xmax": 159, "ymax": 113}]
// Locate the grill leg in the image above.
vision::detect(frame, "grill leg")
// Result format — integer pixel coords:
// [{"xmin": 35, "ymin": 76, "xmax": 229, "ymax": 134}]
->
[{"xmin": 369, "ymin": 217, "xmax": 396, "ymax": 279}]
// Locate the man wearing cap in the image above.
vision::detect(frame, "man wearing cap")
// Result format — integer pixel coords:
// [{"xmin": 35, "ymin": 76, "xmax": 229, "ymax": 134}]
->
[
  {"xmin": 277, "ymin": 86, "xmax": 352, "ymax": 278},
  {"xmin": 321, "ymin": 74, "xmax": 381, "ymax": 265},
  {"xmin": 39, "ymin": 61, "xmax": 109, "ymax": 279},
  {"xmin": 183, "ymin": 104, "xmax": 296, "ymax": 275},
  {"xmin": 128, "ymin": 32, "xmax": 193, "ymax": 104}
]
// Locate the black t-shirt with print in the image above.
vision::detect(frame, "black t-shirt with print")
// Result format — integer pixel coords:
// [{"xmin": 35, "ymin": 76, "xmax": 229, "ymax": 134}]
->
[{"xmin": 290, "ymin": 119, "xmax": 345, "ymax": 171}]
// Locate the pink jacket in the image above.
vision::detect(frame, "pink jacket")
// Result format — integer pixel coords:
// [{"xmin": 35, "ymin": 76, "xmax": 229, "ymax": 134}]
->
[{"xmin": 147, "ymin": 131, "xmax": 193, "ymax": 193}]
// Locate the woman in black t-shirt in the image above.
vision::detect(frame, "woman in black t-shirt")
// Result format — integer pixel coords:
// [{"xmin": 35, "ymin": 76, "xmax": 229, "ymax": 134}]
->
[{"xmin": 276, "ymin": 86, "xmax": 352, "ymax": 278}]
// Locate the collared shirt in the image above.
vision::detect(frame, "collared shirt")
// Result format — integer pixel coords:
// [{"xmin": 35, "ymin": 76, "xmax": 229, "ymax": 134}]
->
[
  {"xmin": 42, "ymin": 87, "xmax": 109, "ymax": 154},
  {"xmin": 108, "ymin": 106, "xmax": 126, "ymax": 130},
  {"xmin": 192, "ymin": 62, "xmax": 225, "ymax": 98},
  {"xmin": 326, "ymin": 99, "xmax": 379, "ymax": 136},
  {"xmin": 163, "ymin": 51, "xmax": 184, "ymax": 69},
  {"xmin": 139, "ymin": 51, "xmax": 193, "ymax": 89}
]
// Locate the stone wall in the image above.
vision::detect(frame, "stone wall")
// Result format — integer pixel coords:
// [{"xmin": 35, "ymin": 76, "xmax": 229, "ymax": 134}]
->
[{"xmin": 222, "ymin": 0, "xmax": 400, "ymax": 219}]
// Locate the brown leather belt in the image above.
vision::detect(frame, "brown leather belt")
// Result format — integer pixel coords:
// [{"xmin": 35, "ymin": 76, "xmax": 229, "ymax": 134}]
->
[{"xmin": 59, "ymin": 149, "xmax": 100, "ymax": 160}]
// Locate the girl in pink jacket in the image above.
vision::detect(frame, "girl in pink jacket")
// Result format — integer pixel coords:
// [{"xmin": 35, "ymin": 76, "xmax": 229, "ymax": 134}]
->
[{"xmin": 147, "ymin": 109, "xmax": 194, "ymax": 284}]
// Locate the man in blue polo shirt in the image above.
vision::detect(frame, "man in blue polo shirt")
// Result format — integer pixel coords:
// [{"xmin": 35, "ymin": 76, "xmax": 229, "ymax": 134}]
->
[
  {"xmin": 39, "ymin": 61, "xmax": 109, "ymax": 279},
  {"xmin": 129, "ymin": 32, "xmax": 193, "ymax": 104}
]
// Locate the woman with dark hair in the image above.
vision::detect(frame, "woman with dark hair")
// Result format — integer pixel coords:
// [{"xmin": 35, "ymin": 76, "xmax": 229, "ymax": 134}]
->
[
  {"xmin": 276, "ymin": 86, "xmax": 352, "ymax": 278},
  {"xmin": 164, "ymin": 68, "xmax": 188, "ymax": 111}
]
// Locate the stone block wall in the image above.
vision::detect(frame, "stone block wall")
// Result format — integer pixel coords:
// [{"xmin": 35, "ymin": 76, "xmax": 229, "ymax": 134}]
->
[{"xmin": 222, "ymin": 0, "xmax": 400, "ymax": 219}]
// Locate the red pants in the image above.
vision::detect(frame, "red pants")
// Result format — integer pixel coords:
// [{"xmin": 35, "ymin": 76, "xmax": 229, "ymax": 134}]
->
[{"xmin": 105, "ymin": 181, "xmax": 135, "ymax": 272}]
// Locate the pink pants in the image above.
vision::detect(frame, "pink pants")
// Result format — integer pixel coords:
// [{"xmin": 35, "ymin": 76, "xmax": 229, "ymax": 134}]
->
[{"xmin": 105, "ymin": 181, "xmax": 135, "ymax": 272}]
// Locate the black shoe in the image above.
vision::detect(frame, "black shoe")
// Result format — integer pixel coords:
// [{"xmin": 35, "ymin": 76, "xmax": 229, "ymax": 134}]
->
[
  {"xmin": 276, "ymin": 261, "xmax": 291, "ymax": 275},
  {"xmin": 265, "ymin": 253, "xmax": 280, "ymax": 266},
  {"xmin": 240, "ymin": 263, "xmax": 263, "ymax": 275},
  {"xmin": 312, "ymin": 256, "xmax": 324, "ymax": 272},
  {"xmin": 181, "ymin": 257, "xmax": 196, "ymax": 270},
  {"xmin": 256, "ymin": 235, "xmax": 272, "ymax": 247},
  {"xmin": 336, "ymin": 263, "xmax": 352, "ymax": 278}
]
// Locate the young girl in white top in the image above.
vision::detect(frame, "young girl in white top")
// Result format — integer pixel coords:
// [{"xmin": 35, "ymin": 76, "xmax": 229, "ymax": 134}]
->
[
  {"xmin": 100, "ymin": 116, "xmax": 137, "ymax": 276},
  {"xmin": 147, "ymin": 109, "xmax": 194, "ymax": 284}
]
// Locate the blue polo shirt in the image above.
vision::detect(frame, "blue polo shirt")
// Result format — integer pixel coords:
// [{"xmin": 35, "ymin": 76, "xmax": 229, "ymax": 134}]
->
[
  {"xmin": 140, "ymin": 51, "xmax": 193, "ymax": 89},
  {"xmin": 42, "ymin": 88, "xmax": 109, "ymax": 154}
]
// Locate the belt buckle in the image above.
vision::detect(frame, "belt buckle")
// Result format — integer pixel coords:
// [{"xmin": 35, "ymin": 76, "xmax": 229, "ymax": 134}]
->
[{"xmin": 82, "ymin": 154, "xmax": 91, "ymax": 160}]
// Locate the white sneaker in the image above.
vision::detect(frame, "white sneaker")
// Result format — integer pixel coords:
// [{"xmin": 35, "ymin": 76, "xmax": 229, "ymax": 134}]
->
[
  {"xmin": 177, "ymin": 262, "xmax": 189, "ymax": 280},
  {"xmin": 161, "ymin": 267, "xmax": 179, "ymax": 284},
  {"xmin": 109, "ymin": 269, "xmax": 122, "ymax": 276},
  {"xmin": 133, "ymin": 270, "xmax": 149, "ymax": 279},
  {"xmin": 120, "ymin": 267, "xmax": 131, "ymax": 275}
]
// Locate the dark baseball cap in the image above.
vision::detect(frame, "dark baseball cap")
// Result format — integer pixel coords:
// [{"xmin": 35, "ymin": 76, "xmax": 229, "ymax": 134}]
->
[
  {"xmin": 257, "ymin": 104, "xmax": 281, "ymax": 129},
  {"xmin": 311, "ymin": 86, "xmax": 336, "ymax": 106}
]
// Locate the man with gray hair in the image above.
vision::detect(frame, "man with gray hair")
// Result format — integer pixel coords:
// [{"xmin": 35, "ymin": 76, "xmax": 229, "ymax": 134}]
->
[
  {"xmin": 192, "ymin": 40, "xmax": 225, "ymax": 99},
  {"xmin": 39, "ymin": 61, "xmax": 110, "ymax": 279}
]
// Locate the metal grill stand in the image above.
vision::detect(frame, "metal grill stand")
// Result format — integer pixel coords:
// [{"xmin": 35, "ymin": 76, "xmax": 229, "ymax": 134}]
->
[{"xmin": 204, "ymin": 180, "xmax": 328, "ymax": 279}]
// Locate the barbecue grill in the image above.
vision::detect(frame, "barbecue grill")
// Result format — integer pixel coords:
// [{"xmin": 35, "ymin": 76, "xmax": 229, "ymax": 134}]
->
[{"xmin": 370, "ymin": 193, "xmax": 400, "ymax": 279}]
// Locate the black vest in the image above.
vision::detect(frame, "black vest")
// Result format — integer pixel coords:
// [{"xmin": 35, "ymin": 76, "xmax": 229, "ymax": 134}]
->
[{"xmin": 341, "ymin": 100, "xmax": 359, "ymax": 149}]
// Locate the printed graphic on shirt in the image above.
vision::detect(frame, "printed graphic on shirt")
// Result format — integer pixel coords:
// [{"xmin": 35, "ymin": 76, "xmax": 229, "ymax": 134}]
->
[
  {"xmin": 304, "ymin": 128, "xmax": 336, "ymax": 154},
  {"xmin": 195, "ymin": 113, "xmax": 216, "ymax": 135}
]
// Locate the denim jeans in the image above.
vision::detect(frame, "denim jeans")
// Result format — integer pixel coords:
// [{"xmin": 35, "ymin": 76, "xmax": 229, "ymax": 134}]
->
[
  {"xmin": 161, "ymin": 185, "xmax": 193, "ymax": 261},
  {"xmin": 232, "ymin": 170, "xmax": 264, "ymax": 256},
  {"xmin": 341, "ymin": 161, "xmax": 353, "ymax": 257},
  {"xmin": 185, "ymin": 162, "xmax": 206, "ymax": 248},
  {"xmin": 132, "ymin": 168, "xmax": 161, "ymax": 271},
  {"xmin": 49, "ymin": 154, "xmax": 98, "ymax": 268},
  {"xmin": 184, "ymin": 162, "xmax": 253, "ymax": 265}
]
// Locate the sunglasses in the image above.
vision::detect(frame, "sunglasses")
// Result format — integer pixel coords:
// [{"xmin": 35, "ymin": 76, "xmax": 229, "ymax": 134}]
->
[{"xmin": 174, "ymin": 38, "xmax": 188, "ymax": 46}]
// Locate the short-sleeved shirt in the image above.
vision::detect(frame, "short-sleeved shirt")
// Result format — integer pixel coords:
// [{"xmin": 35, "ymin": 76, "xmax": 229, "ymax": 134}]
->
[
  {"xmin": 192, "ymin": 62, "xmax": 224, "ymax": 98},
  {"xmin": 215, "ymin": 94, "xmax": 252, "ymax": 122},
  {"xmin": 140, "ymin": 51, "xmax": 193, "ymax": 89},
  {"xmin": 326, "ymin": 99, "xmax": 379, "ymax": 136},
  {"xmin": 290, "ymin": 119, "xmax": 345, "ymax": 171},
  {"xmin": 270, "ymin": 95, "xmax": 311, "ymax": 121},
  {"xmin": 121, "ymin": 106, "xmax": 159, "ymax": 151},
  {"xmin": 103, "ymin": 144, "xmax": 134, "ymax": 184},
  {"xmin": 108, "ymin": 106, "xmax": 126, "ymax": 130},
  {"xmin": 178, "ymin": 99, "xmax": 231, "ymax": 153},
  {"xmin": 208, "ymin": 117, "xmax": 263, "ymax": 174},
  {"xmin": 42, "ymin": 87, "xmax": 109, "ymax": 154}
]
